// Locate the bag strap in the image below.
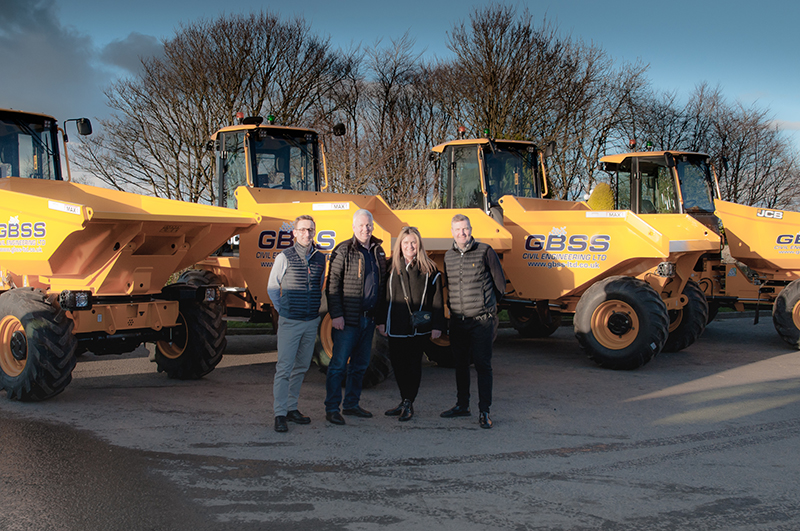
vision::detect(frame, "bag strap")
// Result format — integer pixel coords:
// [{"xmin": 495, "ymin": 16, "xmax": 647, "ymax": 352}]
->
[{"xmin": 397, "ymin": 271, "xmax": 415, "ymax": 317}]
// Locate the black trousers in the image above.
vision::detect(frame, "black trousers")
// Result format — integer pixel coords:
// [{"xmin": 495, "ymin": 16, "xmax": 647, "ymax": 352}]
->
[
  {"xmin": 449, "ymin": 316, "xmax": 494, "ymax": 413},
  {"xmin": 387, "ymin": 335, "xmax": 426, "ymax": 402}
]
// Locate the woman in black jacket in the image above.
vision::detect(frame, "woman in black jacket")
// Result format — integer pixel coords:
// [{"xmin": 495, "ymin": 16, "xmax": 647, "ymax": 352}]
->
[{"xmin": 376, "ymin": 226, "xmax": 445, "ymax": 421}]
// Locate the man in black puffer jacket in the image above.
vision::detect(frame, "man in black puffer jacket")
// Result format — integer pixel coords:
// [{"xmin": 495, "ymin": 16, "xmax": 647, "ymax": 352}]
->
[
  {"xmin": 324, "ymin": 209, "xmax": 387, "ymax": 425},
  {"xmin": 441, "ymin": 213, "xmax": 505, "ymax": 429}
]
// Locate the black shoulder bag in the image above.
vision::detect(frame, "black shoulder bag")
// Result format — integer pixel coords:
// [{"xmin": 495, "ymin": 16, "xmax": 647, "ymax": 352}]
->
[{"xmin": 398, "ymin": 272, "xmax": 433, "ymax": 333}]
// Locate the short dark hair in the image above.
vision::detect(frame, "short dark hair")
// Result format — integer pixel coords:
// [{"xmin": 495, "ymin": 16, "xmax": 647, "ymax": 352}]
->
[{"xmin": 294, "ymin": 215, "xmax": 315, "ymax": 228}]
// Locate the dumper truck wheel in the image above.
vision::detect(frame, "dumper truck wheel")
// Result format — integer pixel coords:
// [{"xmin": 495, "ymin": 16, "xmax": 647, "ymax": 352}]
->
[
  {"xmin": 773, "ymin": 279, "xmax": 800, "ymax": 349},
  {"xmin": 0, "ymin": 288, "xmax": 77, "ymax": 401},
  {"xmin": 662, "ymin": 280, "xmax": 708, "ymax": 352},
  {"xmin": 154, "ymin": 298, "xmax": 226, "ymax": 379},
  {"xmin": 313, "ymin": 313, "xmax": 393, "ymax": 388},
  {"xmin": 508, "ymin": 306, "xmax": 562, "ymax": 338},
  {"xmin": 574, "ymin": 276, "xmax": 669, "ymax": 370}
]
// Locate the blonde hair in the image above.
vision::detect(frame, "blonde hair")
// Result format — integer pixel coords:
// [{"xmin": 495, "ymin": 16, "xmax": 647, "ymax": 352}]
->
[{"xmin": 392, "ymin": 226, "xmax": 436, "ymax": 275}]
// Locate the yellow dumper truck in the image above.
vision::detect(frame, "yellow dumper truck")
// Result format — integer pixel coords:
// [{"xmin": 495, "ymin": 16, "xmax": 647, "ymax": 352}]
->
[
  {"xmin": 0, "ymin": 109, "xmax": 258, "ymax": 400},
  {"xmin": 192, "ymin": 120, "xmax": 717, "ymax": 372},
  {"xmin": 600, "ymin": 150, "xmax": 800, "ymax": 348}
]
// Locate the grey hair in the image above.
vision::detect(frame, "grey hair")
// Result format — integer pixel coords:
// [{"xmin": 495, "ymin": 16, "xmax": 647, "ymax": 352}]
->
[
  {"xmin": 451, "ymin": 213, "xmax": 471, "ymax": 227},
  {"xmin": 353, "ymin": 209, "xmax": 374, "ymax": 224}
]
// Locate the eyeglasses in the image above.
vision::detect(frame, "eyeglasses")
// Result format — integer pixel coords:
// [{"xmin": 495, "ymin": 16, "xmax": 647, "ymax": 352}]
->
[
  {"xmin": 294, "ymin": 227, "xmax": 316, "ymax": 234},
  {"xmin": 401, "ymin": 226, "xmax": 419, "ymax": 232}
]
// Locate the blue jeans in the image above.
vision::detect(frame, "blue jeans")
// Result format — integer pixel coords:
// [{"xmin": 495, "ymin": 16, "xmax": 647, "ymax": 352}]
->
[{"xmin": 325, "ymin": 315, "xmax": 375, "ymax": 412}]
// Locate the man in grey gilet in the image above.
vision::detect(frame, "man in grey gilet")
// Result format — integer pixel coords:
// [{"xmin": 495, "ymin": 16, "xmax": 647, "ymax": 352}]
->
[{"xmin": 267, "ymin": 215, "xmax": 326, "ymax": 433}]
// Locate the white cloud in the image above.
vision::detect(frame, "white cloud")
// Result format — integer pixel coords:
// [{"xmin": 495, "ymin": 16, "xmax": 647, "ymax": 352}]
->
[{"xmin": 99, "ymin": 32, "xmax": 164, "ymax": 75}]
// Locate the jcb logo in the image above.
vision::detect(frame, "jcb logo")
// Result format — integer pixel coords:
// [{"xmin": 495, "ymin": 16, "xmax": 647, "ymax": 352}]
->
[{"xmin": 757, "ymin": 209, "xmax": 784, "ymax": 220}]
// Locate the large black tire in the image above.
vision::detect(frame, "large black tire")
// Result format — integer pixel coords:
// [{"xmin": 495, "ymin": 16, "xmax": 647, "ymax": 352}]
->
[
  {"xmin": 0, "ymin": 288, "xmax": 77, "ymax": 401},
  {"xmin": 662, "ymin": 280, "xmax": 709, "ymax": 352},
  {"xmin": 154, "ymin": 296, "xmax": 226, "ymax": 380},
  {"xmin": 574, "ymin": 276, "xmax": 669, "ymax": 370},
  {"xmin": 313, "ymin": 313, "xmax": 393, "ymax": 388},
  {"xmin": 773, "ymin": 279, "xmax": 800, "ymax": 349},
  {"xmin": 508, "ymin": 304, "xmax": 562, "ymax": 338}
]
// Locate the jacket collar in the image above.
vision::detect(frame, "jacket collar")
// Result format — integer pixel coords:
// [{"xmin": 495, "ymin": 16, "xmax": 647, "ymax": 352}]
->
[
  {"xmin": 452, "ymin": 237, "xmax": 477, "ymax": 253},
  {"xmin": 350, "ymin": 234, "xmax": 383, "ymax": 251}
]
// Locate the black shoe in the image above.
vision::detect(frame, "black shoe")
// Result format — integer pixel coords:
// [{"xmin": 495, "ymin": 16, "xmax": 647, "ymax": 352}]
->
[
  {"xmin": 385, "ymin": 401, "xmax": 405, "ymax": 416},
  {"xmin": 326, "ymin": 411, "xmax": 346, "ymax": 425},
  {"xmin": 274, "ymin": 415, "xmax": 288, "ymax": 433},
  {"xmin": 479, "ymin": 411, "xmax": 493, "ymax": 429},
  {"xmin": 286, "ymin": 410, "xmax": 311, "ymax": 424},
  {"xmin": 440, "ymin": 405, "xmax": 471, "ymax": 418},
  {"xmin": 399, "ymin": 400, "xmax": 414, "ymax": 422},
  {"xmin": 342, "ymin": 406, "xmax": 373, "ymax": 418}
]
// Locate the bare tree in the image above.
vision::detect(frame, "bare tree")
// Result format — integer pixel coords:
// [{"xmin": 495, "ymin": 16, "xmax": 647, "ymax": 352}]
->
[
  {"xmin": 76, "ymin": 11, "xmax": 347, "ymax": 203},
  {"xmin": 426, "ymin": 4, "xmax": 649, "ymax": 200},
  {"xmin": 320, "ymin": 34, "xmax": 447, "ymax": 208},
  {"xmin": 616, "ymin": 82, "xmax": 800, "ymax": 210}
]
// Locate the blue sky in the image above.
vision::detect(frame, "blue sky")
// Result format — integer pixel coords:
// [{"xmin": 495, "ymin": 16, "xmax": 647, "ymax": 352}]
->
[{"xmin": 2, "ymin": 0, "xmax": 799, "ymax": 144}]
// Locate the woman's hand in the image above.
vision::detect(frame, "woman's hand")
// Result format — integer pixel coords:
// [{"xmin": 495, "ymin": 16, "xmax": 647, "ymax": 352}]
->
[
  {"xmin": 377, "ymin": 324, "xmax": 387, "ymax": 337},
  {"xmin": 431, "ymin": 329, "xmax": 442, "ymax": 340}
]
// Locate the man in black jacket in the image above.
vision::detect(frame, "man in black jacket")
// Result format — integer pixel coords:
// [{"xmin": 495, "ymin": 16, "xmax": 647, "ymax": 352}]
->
[
  {"xmin": 324, "ymin": 209, "xmax": 387, "ymax": 425},
  {"xmin": 441, "ymin": 213, "xmax": 505, "ymax": 429}
]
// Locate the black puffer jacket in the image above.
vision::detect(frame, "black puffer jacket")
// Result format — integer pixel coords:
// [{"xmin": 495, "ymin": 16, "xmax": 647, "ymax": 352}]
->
[
  {"xmin": 443, "ymin": 238, "xmax": 505, "ymax": 318},
  {"xmin": 326, "ymin": 235, "xmax": 387, "ymax": 327},
  {"xmin": 376, "ymin": 258, "xmax": 445, "ymax": 337}
]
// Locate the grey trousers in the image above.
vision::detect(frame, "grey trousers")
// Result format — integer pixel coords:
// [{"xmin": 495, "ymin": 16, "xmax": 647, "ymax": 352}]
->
[{"xmin": 273, "ymin": 315, "xmax": 321, "ymax": 417}]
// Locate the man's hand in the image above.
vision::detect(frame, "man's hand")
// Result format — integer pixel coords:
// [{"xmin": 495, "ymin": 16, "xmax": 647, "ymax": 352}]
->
[
  {"xmin": 431, "ymin": 329, "xmax": 442, "ymax": 340},
  {"xmin": 377, "ymin": 324, "xmax": 387, "ymax": 337},
  {"xmin": 331, "ymin": 316, "xmax": 345, "ymax": 330}
]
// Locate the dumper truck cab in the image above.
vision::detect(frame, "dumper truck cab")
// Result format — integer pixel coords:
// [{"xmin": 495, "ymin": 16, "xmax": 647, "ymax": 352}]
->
[
  {"xmin": 600, "ymin": 149, "xmax": 800, "ymax": 349},
  {"xmin": 0, "ymin": 109, "xmax": 258, "ymax": 400},
  {"xmin": 434, "ymin": 136, "xmax": 551, "ymax": 214}
]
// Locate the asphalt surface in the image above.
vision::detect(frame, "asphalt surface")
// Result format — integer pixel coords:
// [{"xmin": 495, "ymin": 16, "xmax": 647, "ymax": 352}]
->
[{"xmin": 2, "ymin": 316, "xmax": 800, "ymax": 530}]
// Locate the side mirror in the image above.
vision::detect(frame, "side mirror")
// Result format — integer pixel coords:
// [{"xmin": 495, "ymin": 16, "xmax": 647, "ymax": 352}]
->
[
  {"xmin": 664, "ymin": 152, "xmax": 675, "ymax": 168},
  {"xmin": 76, "ymin": 118, "xmax": 92, "ymax": 136},
  {"xmin": 332, "ymin": 123, "xmax": 346, "ymax": 136},
  {"xmin": 544, "ymin": 140, "xmax": 556, "ymax": 158}
]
